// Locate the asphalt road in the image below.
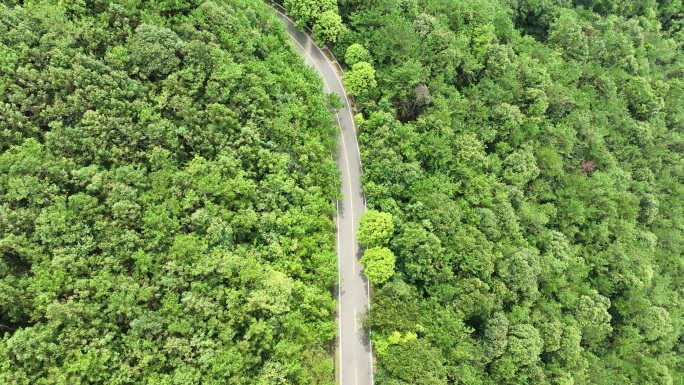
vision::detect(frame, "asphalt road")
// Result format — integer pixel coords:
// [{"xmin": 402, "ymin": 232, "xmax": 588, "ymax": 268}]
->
[{"xmin": 272, "ymin": 9, "xmax": 374, "ymax": 385}]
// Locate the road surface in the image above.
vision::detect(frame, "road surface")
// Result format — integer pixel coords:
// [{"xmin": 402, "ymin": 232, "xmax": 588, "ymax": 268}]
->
[{"xmin": 272, "ymin": 8, "xmax": 373, "ymax": 385}]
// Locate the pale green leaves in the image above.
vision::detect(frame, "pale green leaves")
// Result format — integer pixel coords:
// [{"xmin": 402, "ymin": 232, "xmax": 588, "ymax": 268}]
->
[
  {"xmin": 575, "ymin": 292, "xmax": 613, "ymax": 346},
  {"xmin": 483, "ymin": 312, "xmax": 509, "ymax": 360},
  {"xmin": 312, "ymin": 10, "xmax": 345, "ymax": 44},
  {"xmin": 356, "ymin": 210, "xmax": 397, "ymax": 283},
  {"xmin": 357, "ymin": 209, "xmax": 394, "ymax": 247},
  {"xmin": 345, "ymin": 61, "xmax": 377, "ymax": 97},
  {"xmin": 496, "ymin": 248, "xmax": 541, "ymax": 300},
  {"xmin": 506, "ymin": 324, "xmax": 543, "ymax": 367},
  {"xmin": 373, "ymin": 330, "xmax": 417, "ymax": 357},
  {"xmin": 247, "ymin": 269, "xmax": 295, "ymax": 316},
  {"xmin": 360, "ymin": 247, "xmax": 396, "ymax": 284},
  {"xmin": 502, "ymin": 146, "xmax": 540, "ymax": 187},
  {"xmin": 547, "ymin": 9, "xmax": 588, "ymax": 61},
  {"xmin": 626, "ymin": 77, "xmax": 665, "ymax": 119},
  {"xmin": 345, "ymin": 43, "xmax": 371, "ymax": 66},
  {"xmin": 284, "ymin": 0, "xmax": 345, "ymax": 44}
]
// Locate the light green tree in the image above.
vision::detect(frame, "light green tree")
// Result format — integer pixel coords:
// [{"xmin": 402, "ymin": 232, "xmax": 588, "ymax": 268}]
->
[
  {"xmin": 357, "ymin": 209, "xmax": 394, "ymax": 247},
  {"xmin": 502, "ymin": 146, "xmax": 540, "ymax": 187},
  {"xmin": 381, "ymin": 339, "xmax": 447, "ymax": 385},
  {"xmin": 575, "ymin": 293, "xmax": 613, "ymax": 347},
  {"xmin": 313, "ymin": 10, "xmax": 345, "ymax": 44},
  {"xmin": 345, "ymin": 43, "xmax": 371, "ymax": 66},
  {"xmin": 496, "ymin": 248, "xmax": 541, "ymax": 300},
  {"xmin": 345, "ymin": 61, "xmax": 377, "ymax": 97},
  {"xmin": 284, "ymin": 0, "xmax": 336, "ymax": 29},
  {"xmin": 626, "ymin": 77, "xmax": 664, "ymax": 119},
  {"xmin": 324, "ymin": 92, "xmax": 344, "ymax": 113},
  {"xmin": 483, "ymin": 312, "xmax": 510, "ymax": 360},
  {"xmin": 637, "ymin": 306, "xmax": 673, "ymax": 342},
  {"xmin": 547, "ymin": 9, "xmax": 588, "ymax": 61},
  {"xmin": 285, "ymin": 0, "xmax": 344, "ymax": 43},
  {"xmin": 484, "ymin": 43, "xmax": 515, "ymax": 77},
  {"xmin": 360, "ymin": 247, "xmax": 396, "ymax": 284},
  {"xmin": 506, "ymin": 324, "xmax": 543, "ymax": 367},
  {"xmin": 129, "ymin": 23, "xmax": 184, "ymax": 78}
]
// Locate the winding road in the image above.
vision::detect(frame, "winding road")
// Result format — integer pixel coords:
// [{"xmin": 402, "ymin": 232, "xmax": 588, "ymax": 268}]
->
[{"xmin": 272, "ymin": 7, "xmax": 374, "ymax": 385}]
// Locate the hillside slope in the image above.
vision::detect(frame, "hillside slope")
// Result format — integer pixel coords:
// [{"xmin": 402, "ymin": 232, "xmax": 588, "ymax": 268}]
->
[
  {"xmin": 0, "ymin": 1, "xmax": 339, "ymax": 383},
  {"xmin": 282, "ymin": 0, "xmax": 684, "ymax": 383}
]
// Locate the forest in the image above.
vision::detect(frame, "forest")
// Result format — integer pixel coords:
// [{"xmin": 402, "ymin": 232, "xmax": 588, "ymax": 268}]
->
[
  {"xmin": 283, "ymin": 0, "xmax": 684, "ymax": 383},
  {"xmin": 0, "ymin": 0, "xmax": 341, "ymax": 383},
  {"xmin": 3, "ymin": 0, "xmax": 684, "ymax": 384}
]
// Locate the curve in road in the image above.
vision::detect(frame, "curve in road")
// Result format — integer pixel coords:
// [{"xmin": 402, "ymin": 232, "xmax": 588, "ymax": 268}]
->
[{"xmin": 271, "ymin": 7, "xmax": 373, "ymax": 385}]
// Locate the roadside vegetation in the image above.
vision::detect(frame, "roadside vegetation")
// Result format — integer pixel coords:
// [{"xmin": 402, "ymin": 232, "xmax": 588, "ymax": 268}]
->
[
  {"xmin": 287, "ymin": 0, "xmax": 684, "ymax": 383},
  {"xmin": 0, "ymin": 1, "xmax": 340, "ymax": 383},
  {"xmin": 4, "ymin": 0, "xmax": 684, "ymax": 383}
]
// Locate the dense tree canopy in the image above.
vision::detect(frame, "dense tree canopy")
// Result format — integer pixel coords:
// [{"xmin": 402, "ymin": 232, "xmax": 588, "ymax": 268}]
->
[
  {"xmin": 4, "ymin": 0, "xmax": 684, "ymax": 383},
  {"xmin": 293, "ymin": 0, "xmax": 684, "ymax": 382},
  {"xmin": 282, "ymin": 0, "xmax": 345, "ymax": 44},
  {"xmin": 0, "ymin": 0, "xmax": 340, "ymax": 383}
]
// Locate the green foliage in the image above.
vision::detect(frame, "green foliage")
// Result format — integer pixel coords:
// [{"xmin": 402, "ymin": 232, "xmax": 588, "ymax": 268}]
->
[
  {"xmin": 501, "ymin": 146, "xmax": 540, "ymax": 187},
  {"xmin": 372, "ymin": 330, "xmax": 417, "ymax": 357},
  {"xmin": 357, "ymin": 209, "xmax": 394, "ymax": 247},
  {"xmin": 345, "ymin": 61, "xmax": 377, "ymax": 97},
  {"xmin": 575, "ymin": 293, "xmax": 613, "ymax": 347},
  {"xmin": 365, "ymin": 280, "xmax": 421, "ymax": 332},
  {"xmin": 0, "ymin": 0, "xmax": 339, "ymax": 383},
  {"xmin": 377, "ymin": 339, "xmax": 447, "ymax": 385},
  {"xmin": 325, "ymin": 92, "xmax": 345, "ymax": 113},
  {"xmin": 5, "ymin": 0, "xmax": 684, "ymax": 382},
  {"xmin": 330, "ymin": 0, "xmax": 684, "ymax": 382},
  {"xmin": 505, "ymin": 324, "xmax": 543, "ymax": 367},
  {"xmin": 312, "ymin": 9, "xmax": 345, "ymax": 44},
  {"xmin": 360, "ymin": 247, "xmax": 396, "ymax": 284},
  {"xmin": 284, "ymin": 0, "xmax": 335, "ymax": 27},
  {"xmin": 345, "ymin": 43, "xmax": 371, "ymax": 66},
  {"xmin": 284, "ymin": 0, "xmax": 344, "ymax": 43},
  {"xmin": 483, "ymin": 312, "xmax": 510, "ymax": 360},
  {"xmin": 625, "ymin": 77, "xmax": 665, "ymax": 119},
  {"xmin": 129, "ymin": 23, "xmax": 184, "ymax": 78},
  {"xmin": 547, "ymin": 9, "xmax": 589, "ymax": 61}
]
